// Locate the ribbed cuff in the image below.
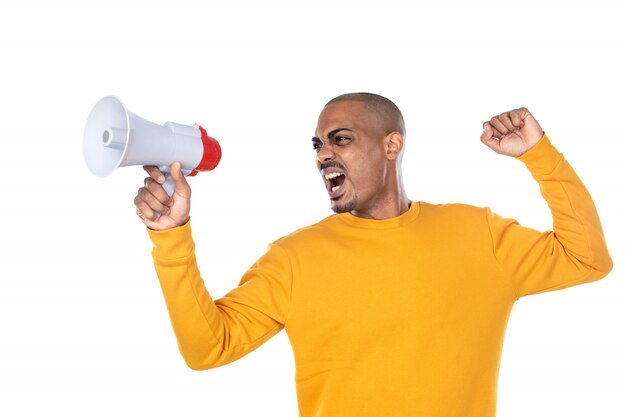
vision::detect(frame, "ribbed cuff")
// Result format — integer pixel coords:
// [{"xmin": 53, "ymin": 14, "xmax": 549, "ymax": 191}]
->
[
  {"xmin": 147, "ymin": 218, "xmax": 195, "ymax": 261},
  {"xmin": 516, "ymin": 132, "xmax": 563, "ymax": 177}
]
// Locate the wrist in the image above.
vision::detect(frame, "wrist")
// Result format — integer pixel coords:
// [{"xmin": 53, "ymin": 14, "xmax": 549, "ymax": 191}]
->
[
  {"xmin": 517, "ymin": 133, "xmax": 563, "ymax": 177},
  {"xmin": 148, "ymin": 218, "xmax": 194, "ymax": 260}
]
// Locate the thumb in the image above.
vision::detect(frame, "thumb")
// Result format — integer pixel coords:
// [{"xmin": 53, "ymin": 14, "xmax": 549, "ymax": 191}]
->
[
  {"xmin": 481, "ymin": 122, "xmax": 494, "ymax": 140},
  {"xmin": 480, "ymin": 122, "xmax": 503, "ymax": 154},
  {"xmin": 170, "ymin": 162, "xmax": 191, "ymax": 198}
]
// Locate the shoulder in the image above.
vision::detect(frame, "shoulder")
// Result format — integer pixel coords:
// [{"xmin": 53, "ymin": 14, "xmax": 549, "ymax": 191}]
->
[
  {"xmin": 272, "ymin": 213, "xmax": 340, "ymax": 249},
  {"xmin": 419, "ymin": 201, "xmax": 489, "ymax": 220},
  {"xmin": 416, "ymin": 201, "xmax": 496, "ymax": 236},
  {"xmin": 416, "ymin": 202, "xmax": 501, "ymax": 249}
]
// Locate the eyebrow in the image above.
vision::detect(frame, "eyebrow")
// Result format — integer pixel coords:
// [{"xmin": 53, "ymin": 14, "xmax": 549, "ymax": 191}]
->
[{"xmin": 312, "ymin": 127, "xmax": 353, "ymax": 142}]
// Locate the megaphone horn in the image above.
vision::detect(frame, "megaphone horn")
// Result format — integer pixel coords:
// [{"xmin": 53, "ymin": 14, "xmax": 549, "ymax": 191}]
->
[{"xmin": 83, "ymin": 96, "xmax": 221, "ymax": 196}]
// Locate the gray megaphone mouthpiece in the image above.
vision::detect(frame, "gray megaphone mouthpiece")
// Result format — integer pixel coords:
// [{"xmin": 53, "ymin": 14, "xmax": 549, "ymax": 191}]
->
[{"xmin": 83, "ymin": 96, "xmax": 221, "ymax": 195}]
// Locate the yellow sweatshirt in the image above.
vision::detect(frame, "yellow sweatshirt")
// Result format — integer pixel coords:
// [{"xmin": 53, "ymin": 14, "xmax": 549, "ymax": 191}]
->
[{"xmin": 148, "ymin": 134, "xmax": 612, "ymax": 417}]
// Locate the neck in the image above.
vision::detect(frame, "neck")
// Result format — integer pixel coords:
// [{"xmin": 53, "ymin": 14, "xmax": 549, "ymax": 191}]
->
[
  {"xmin": 350, "ymin": 169, "xmax": 411, "ymax": 220},
  {"xmin": 351, "ymin": 195, "xmax": 411, "ymax": 220}
]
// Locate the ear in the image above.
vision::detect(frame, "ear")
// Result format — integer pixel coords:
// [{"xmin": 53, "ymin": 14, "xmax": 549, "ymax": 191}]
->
[{"xmin": 384, "ymin": 131, "xmax": 404, "ymax": 160}]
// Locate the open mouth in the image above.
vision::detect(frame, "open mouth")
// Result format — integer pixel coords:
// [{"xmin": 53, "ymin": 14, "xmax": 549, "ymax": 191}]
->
[{"xmin": 324, "ymin": 171, "xmax": 346, "ymax": 196}]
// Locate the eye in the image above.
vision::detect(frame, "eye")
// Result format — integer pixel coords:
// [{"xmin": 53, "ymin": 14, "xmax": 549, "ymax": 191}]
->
[
  {"xmin": 312, "ymin": 140, "xmax": 322, "ymax": 151},
  {"xmin": 335, "ymin": 136, "xmax": 351, "ymax": 145}
]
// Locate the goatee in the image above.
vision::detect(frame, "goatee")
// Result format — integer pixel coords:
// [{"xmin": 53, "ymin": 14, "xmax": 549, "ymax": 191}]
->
[{"xmin": 331, "ymin": 194, "xmax": 357, "ymax": 214}]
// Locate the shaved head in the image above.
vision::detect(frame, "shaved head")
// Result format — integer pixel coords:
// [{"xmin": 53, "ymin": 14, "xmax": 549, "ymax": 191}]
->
[
  {"xmin": 326, "ymin": 92, "xmax": 406, "ymax": 138},
  {"xmin": 315, "ymin": 92, "xmax": 410, "ymax": 218}
]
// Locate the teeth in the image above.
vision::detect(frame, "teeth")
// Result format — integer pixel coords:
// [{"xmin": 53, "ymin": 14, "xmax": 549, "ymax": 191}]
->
[
  {"xmin": 324, "ymin": 172, "xmax": 342, "ymax": 180},
  {"xmin": 331, "ymin": 185, "xmax": 340, "ymax": 192}
]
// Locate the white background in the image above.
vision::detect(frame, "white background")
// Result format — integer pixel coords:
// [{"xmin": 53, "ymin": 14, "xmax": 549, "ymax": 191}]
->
[{"xmin": 1, "ymin": 0, "xmax": 624, "ymax": 415}]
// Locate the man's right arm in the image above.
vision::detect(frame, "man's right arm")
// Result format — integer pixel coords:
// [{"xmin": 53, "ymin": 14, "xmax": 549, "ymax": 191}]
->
[
  {"xmin": 135, "ymin": 163, "xmax": 291, "ymax": 369},
  {"xmin": 148, "ymin": 221, "xmax": 291, "ymax": 370}
]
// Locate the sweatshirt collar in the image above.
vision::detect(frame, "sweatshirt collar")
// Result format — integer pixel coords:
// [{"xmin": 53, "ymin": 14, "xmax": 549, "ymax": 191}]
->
[{"xmin": 335, "ymin": 201, "xmax": 421, "ymax": 229}]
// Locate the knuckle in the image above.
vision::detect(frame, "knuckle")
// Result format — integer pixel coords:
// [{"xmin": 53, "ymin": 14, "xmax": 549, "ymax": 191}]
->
[
  {"xmin": 146, "ymin": 180, "xmax": 163, "ymax": 194},
  {"xmin": 138, "ymin": 187, "xmax": 150, "ymax": 199},
  {"xmin": 138, "ymin": 191, "xmax": 156, "ymax": 207}
]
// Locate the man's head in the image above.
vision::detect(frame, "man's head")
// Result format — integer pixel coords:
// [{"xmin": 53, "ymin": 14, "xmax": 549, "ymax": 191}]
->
[{"xmin": 313, "ymin": 93, "xmax": 408, "ymax": 218}]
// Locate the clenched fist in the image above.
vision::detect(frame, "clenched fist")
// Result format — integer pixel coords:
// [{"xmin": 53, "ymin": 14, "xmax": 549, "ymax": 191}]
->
[
  {"xmin": 480, "ymin": 108, "xmax": 543, "ymax": 157},
  {"xmin": 134, "ymin": 162, "xmax": 192, "ymax": 230}
]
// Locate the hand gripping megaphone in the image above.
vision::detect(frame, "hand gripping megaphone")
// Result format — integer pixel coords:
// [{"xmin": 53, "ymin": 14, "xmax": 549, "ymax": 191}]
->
[{"xmin": 83, "ymin": 96, "xmax": 221, "ymax": 195}]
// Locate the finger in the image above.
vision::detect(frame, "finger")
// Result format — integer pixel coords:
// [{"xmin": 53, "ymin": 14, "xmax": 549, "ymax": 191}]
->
[
  {"xmin": 143, "ymin": 166, "xmax": 166, "ymax": 184},
  {"xmin": 489, "ymin": 116, "xmax": 509, "ymax": 138},
  {"xmin": 480, "ymin": 123, "xmax": 502, "ymax": 153},
  {"xmin": 144, "ymin": 177, "xmax": 173, "ymax": 207},
  {"xmin": 136, "ymin": 187, "xmax": 171, "ymax": 216},
  {"xmin": 134, "ymin": 196, "xmax": 157, "ymax": 221},
  {"xmin": 514, "ymin": 107, "xmax": 543, "ymax": 144},
  {"xmin": 481, "ymin": 122, "xmax": 495, "ymax": 141},
  {"xmin": 497, "ymin": 113, "xmax": 516, "ymax": 132},
  {"xmin": 170, "ymin": 162, "xmax": 191, "ymax": 198},
  {"xmin": 509, "ymin": 108, "xmax": 526, "ymax": 128},
  {"xmin": 135, "ymin": 204, "xmax": 160, "ymax": 229}
]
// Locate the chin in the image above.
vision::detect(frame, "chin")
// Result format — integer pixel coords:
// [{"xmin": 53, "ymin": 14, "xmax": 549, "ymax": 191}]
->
[{"xmin": 331, "ymin": 194, "xmax": 357, "ymax": 214}]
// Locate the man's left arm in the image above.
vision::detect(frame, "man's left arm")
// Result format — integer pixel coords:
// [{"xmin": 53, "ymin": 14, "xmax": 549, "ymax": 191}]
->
[{"xmin": 481, "ymin": 108, "xmax": 613, "ymax": 298}]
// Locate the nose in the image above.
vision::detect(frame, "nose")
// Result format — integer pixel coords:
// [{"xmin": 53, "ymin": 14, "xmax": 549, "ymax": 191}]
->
[{"xmin": 316, "ymin": 143, "xmax": 336, "ymax": 164}]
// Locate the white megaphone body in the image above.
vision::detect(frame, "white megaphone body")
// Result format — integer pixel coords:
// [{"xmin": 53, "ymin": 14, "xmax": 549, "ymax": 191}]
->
[{"xmin": 83, "ymin": 96, "xmax": 221, "ymax": 196}]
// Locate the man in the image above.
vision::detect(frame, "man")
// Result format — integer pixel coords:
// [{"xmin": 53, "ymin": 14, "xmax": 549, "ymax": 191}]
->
[{"xmin": 134, "ymin": 93, "xmax": 612, "ymax": 416}]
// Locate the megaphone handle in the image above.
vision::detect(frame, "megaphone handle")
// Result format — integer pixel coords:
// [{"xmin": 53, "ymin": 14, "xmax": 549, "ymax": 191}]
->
[
  {"xmin": 156, "ymin": 165, "xmax": 176, "ymax": 197},
  {"xmin": 153, "ymin": 172, "xmax": 175, "ymax": 219},
  {"xmin": 159, "ymin": 165, "xmax": 192, "ymax": 197},
  {"xmin": 162, "ymin": 174, "xmax": 176, "ymax": 197}
]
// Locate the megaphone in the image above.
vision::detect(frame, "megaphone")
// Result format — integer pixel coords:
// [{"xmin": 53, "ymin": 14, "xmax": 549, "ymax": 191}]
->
[{"xmin": 83, "ymin": 96, "xmax": 221, "ymax": 196}]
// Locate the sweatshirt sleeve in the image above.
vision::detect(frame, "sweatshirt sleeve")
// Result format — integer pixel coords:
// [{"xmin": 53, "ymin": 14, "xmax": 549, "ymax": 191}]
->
[
  {"xmin": 487, "ymin": 133, "xmax": 613, "ymax": 298},
  {"xmin": 148, "ymin": 220, "xmax": 292, "ymax": 370}
]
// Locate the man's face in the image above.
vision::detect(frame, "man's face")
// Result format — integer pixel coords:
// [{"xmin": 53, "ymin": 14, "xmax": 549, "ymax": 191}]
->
[{"xmin": 313, "ymin": 101, "xmax": 388, "ymax": 214}]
